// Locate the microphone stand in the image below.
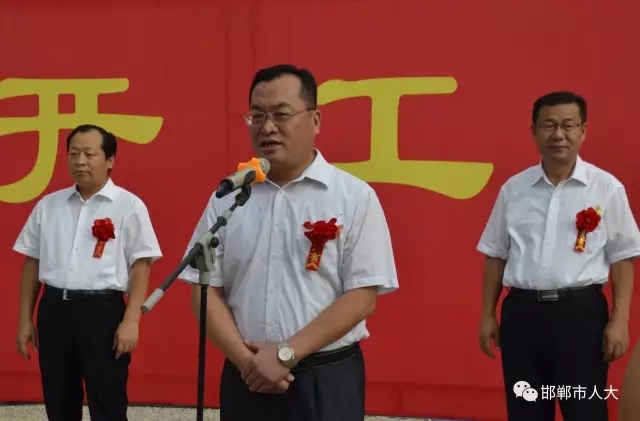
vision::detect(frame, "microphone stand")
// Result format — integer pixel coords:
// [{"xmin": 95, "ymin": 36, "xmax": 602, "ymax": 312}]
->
[{"xmin": 141, "ymin": 181, "xmax": 253, "ymax": 421}]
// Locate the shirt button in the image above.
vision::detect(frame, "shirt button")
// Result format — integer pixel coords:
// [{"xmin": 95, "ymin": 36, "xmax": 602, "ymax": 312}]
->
[
  {"xmin": 271, "ymin": 254, "xmax": 277, "ymax": 260},
  {"xmin": 70, "ymin": 268, "xmax": 75, "ymax": 271}
]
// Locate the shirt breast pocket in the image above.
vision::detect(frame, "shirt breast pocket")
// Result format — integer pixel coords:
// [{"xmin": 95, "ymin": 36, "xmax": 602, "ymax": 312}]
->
[
  {"xmin": 295, "ymin": 218, "xmax": 346, "ymax": 278},
  {"xmin": 565, "ymin": 226, "xmax": 605, "ymax": 255},
  {"xmin": 94, "ymin": 228, "xmax": 122, "ymax": 275}
]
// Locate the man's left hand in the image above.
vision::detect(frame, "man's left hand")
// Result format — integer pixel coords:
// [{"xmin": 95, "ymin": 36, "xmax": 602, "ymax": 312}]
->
[
  {"xmin": 113, "ymin": 320, "xmax": 139, "ymax": 359},
  {"xmin": 603, "ymin": 319, "xmax": 629, "ymax": 362},
  {"xmin": 241, "ymin": 340, "xmax": 291, "ymax": 392}
]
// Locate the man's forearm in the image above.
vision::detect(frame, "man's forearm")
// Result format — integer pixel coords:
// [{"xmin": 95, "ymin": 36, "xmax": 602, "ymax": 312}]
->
[
  {"xmin": 610, "ymin": 258, "xmax": 635, "ymax": 323},
  {"xmin": 19, "ymin": 257, "xmax": 41, "ymax": 323},
  {"xmin": 288, "ymin": 286, "xmax": 377, "ymax": 361},
  {"xmin": 620, "ymin": 341, "xmax": 640, "ymax": 421},
  {"xmin": 482, "ymin": 257, "xmax": 506, "ymax": 318},
  {"xmin": 123, "ymin": 259, "xmax": 152, "ymax": 324},
  {"xmin": 191, "ymin": 286, "xmax": 253, "ymax": 369}
]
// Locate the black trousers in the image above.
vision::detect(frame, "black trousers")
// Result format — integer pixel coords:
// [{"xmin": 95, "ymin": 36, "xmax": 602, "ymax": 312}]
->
[
  {"xmin": 36, "ymin": 286, "xmax": 130, "ymax": 421},
  {"xmin": 220, "ymin": 343, "xmax": 366, "ymax": 421},
  {"xmin": 500, "ymin": 286, "xmax": 609, "ymax": 421}
]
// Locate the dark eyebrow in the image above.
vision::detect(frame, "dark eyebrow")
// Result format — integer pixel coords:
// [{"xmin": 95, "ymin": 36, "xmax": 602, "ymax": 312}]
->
[
  {"xmin": 272, "ymin": 102, "xmax": 292, "ymax": 109},
  {"xmin": 250, "ymin": 102, "xmax": 293, "ymax": 112},
  {"xmin": 541, "ymin": 117, "xmax": 579, "ymax": 124}
]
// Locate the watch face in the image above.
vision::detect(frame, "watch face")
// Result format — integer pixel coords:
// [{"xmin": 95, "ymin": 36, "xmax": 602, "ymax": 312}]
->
[{"xmin": 278, "ymin": 346, "xmax": 293, "ymax": 361}]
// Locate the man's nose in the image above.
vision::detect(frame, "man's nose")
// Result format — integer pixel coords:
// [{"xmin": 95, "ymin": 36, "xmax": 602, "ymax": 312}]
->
[
  {"xmin": 260, "ymin": 118, "xmax": 278, "ymax": 135},
  {"xmin": 550, "ymin": 127, "xmax": 566, "ymax": 140}
]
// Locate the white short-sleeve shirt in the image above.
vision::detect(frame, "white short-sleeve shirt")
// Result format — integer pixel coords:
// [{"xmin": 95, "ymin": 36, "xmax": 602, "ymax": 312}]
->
[
  {"xmin": 13, "ymin": 179, "xmax": 163, "ymax": 291},
  {"xmin": 180, "ymin": 150, "xmax": 399, "ymax": 351},
  {"xmin": 477, "ymin": 157, "xmax": 640, "ymax": 290}
]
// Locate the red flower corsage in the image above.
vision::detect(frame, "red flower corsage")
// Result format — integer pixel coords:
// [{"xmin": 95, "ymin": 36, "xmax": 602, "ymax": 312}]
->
[
  {"xmin": 92, "ymin": 218, "xmax": 116, "ymax": 258},
  {"xmin": 303, "ymin": 218, "xmax": 343, "ymax": 271},
  {"xmin": 574, "ymin": 206, "xmax": 602, "ymax": 252}
]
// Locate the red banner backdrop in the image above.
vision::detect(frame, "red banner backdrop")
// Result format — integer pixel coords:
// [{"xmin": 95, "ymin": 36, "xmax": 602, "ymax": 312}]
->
[{"xmin": 1, "ymin": 1, "xmax": 639, "ymax": 420}]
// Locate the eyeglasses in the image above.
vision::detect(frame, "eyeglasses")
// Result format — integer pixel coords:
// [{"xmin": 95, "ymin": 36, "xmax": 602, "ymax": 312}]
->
[
  {"xmin": 243, "ymin": 108, "xmax": 315, "ymax": 126},
  {"xmin": 537, "ymin": 123, "xmax": 583, "ymax": 133}
]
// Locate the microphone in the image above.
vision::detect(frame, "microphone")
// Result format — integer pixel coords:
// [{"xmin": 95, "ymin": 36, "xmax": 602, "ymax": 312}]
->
[{"xmin": 215, "ymin": 157, "xmax": 270, "ymax": 199}]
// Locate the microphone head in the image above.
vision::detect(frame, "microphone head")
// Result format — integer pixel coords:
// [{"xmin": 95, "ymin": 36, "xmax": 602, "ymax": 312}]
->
[
  {"xmin": 237, "ymin": 158, "xmax": 269, "ymax": 183},
  {"xmin": 257, "ymin": 158, "xmax": 271, "ymax": 174}
]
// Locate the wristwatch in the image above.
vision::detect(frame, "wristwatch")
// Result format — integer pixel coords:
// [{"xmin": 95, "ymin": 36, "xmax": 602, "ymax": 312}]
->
[{"xmin": 277, "ymin": 342, "xmax": 297, "ymax": 369}]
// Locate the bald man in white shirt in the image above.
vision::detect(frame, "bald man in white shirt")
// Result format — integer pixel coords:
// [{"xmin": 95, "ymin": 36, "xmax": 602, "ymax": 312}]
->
[
  {"xmin": 477, "ymin": 91, "xmax": 640, "ymax": 421},
  {"xmin": 14, "ymin": 124, "xmax": 162, "ymax": 421},
  {"xmin": 179, "ymin": 64, "xmax": 399, "ymax": 421}
]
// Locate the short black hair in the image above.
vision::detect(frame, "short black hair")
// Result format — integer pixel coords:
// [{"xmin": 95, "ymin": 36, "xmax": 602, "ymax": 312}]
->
[
  {"xmin": 532, "ymin": 91, "xmax": 587, "ymax": 124},
  {"xmin": 66, "ymin": 124, "xmax": 117, "ymax": 159},
  {"xmin": 248, "ymin": 64, "xmax": 317, "ymax": 108}
]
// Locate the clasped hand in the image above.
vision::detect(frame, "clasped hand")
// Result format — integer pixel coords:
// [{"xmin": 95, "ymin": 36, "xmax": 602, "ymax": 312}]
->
[{"xmin": 241, "ymin": 340, "xmax": 294, "ymax": 393}]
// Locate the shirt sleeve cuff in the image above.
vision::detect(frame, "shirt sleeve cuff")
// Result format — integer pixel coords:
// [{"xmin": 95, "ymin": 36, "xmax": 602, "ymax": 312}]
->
[
  {"xmin": 12, "ymin": 245, "xmax": 39, "ymax": 260},
  {"xmin": 476, "ymin": 244, "xmax": 509, "ymax": 260},
  {"xmin": 179, "ymin": 267, "xmax": 224, "ymax": 287},
  {"xmin": 607, "ymin": 249, "xmax": 640, "ymax": 264},
  {"xmin": 344, "ymin": 276, "xmax": 399, "ymax": 295},
  {"xmin": 130, "ymin": 251, "xmax": 163, "ymax": 264}
]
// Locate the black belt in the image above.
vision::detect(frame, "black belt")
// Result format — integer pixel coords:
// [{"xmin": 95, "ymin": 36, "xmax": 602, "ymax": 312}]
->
[
  {"xmin": 292, "ymin": 342, "xmax": 360, "ymax": 372},
  {"xmin": 508, "ymin": 284, "xmax": 603, "ymax": 302},
  {"xmin": 44, "ymin": 285, "xmax": 123, "ymax": 301}
]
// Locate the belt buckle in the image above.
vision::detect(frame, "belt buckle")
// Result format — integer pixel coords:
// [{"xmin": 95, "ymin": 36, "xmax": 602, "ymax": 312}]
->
[
  {"xmin": 62, "ymin": 289, "xmax": 69, "ymax": 301},
  {"xmin": 537, "ymin": 290, "xmax": 559, "ymax": 302}
]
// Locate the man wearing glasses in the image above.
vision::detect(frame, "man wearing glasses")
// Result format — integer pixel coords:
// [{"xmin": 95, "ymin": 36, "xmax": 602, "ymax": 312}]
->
[
  {"xmin": 477, "ymin": 91, "xmax": 640, "ymax": 421},
  {"xmin": 179, "ymin": 64, "xmax": 399, "ymax": 421}
]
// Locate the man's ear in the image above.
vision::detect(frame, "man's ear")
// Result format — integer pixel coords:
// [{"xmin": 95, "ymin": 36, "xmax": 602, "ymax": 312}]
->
[{"xmin": 314, "ymin": 109, "xmax": 321, "ymax": 135}]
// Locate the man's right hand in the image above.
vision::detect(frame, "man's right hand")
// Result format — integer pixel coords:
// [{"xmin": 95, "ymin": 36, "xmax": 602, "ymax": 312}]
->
[
  {"xmin": 238, "ymin": 350, "xmax": 294, "ymax": 394},
  {"xmin": 479, "ymin": 315, "xmax": 501, "ymax": 359},
  {"xmin": 16, "ymin": 321, "xmax": 38, "ymax": 360}
]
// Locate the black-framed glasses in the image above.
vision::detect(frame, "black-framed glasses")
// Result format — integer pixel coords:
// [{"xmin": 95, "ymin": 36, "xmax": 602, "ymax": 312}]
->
[{"xmin": 243, "ymin": 108, "xmax": 315, "ymax": 126}]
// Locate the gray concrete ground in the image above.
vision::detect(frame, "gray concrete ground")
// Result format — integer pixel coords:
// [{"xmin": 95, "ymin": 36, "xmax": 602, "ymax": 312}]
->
[{"xmin": 0, "ymin": 405, "xmax": 434, "ymax": 420}]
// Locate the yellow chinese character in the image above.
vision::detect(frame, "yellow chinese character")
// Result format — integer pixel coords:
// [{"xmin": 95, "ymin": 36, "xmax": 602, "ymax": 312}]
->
[
  {"xmin": 310, "ymin": 252, "xmax": 319, "ymax": 263},
  {"xmin": 0, "ymin": 78, "xmax": 163, "ymax": 204},
  {"xmin": 319, "ymin": 77, "xmax": 493, "ymax": 199}
]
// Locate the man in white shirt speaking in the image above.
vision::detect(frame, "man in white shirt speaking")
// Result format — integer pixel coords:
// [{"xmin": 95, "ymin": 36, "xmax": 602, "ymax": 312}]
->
[
  {"xmin": 477, "ymin": 91, "xmax": 640, "ymax": 421},
  {"xmin": 179, "ymin": 64, "xmax": 399, "ymax": 421},
  {"xmin": 13, "ymin": 124, "xmax": 163, "ymax": 421}
]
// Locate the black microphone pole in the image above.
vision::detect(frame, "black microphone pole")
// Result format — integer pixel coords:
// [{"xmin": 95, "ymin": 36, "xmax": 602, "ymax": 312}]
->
[{"xmin": 141, "ymin": 174, "xmax": 255, "ymax": 421}]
